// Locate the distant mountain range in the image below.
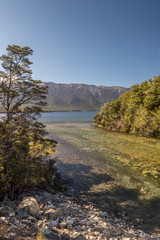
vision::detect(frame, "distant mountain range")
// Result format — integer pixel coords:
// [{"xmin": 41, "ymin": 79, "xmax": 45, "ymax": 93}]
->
[{"xmin": 44, "ymin": 82, "xmax": 129, "ymax": 111}]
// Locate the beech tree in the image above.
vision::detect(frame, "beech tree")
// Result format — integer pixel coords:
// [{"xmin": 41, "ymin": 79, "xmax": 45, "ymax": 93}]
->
[
  {"xmin": 94, "ymin": 75, "xmax": 160, "ymax": 138},
  {"xmin": 0, "ymin": 45, "xmax": 57, "ymax": 199}
]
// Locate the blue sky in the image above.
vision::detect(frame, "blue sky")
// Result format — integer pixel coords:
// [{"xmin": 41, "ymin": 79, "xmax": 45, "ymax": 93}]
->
[{"xmin": 0, "ymin": 0, "xmax": 160, "ymax": 87}]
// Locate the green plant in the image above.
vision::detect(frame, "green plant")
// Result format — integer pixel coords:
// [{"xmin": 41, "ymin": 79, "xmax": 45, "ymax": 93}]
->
[{"xmin": 37, "ymin": 228, "xmax": 44, "ymax": 240}]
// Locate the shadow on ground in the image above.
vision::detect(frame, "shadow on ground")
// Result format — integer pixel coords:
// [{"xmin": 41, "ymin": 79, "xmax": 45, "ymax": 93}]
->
[{"xmin": 56, "ymin": 159, "xmax": 160, "ymax": 235}]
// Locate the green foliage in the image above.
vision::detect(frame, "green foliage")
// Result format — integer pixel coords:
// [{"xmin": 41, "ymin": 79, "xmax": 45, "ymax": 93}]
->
[
  {"xmin": 94, "ymin": 75, "xmax": 160, "ymax": 138},
  {"xmin": 0, "ymin": 45, "xmax": 57, "ymax": 199}
]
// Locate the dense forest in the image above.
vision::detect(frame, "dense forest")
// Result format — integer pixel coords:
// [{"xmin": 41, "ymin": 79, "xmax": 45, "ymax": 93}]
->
[{"xmin": 94, "ymin": 76, "xmax": 160, "ymax": 138}]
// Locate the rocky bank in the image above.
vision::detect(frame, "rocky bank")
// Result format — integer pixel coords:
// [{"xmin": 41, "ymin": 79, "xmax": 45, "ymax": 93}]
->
[{"xmin": 0, "ymin": 190, "xmax": 159, "ymax": 240}]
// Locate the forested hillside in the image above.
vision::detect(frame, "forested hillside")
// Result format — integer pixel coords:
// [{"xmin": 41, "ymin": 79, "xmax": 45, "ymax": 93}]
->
[
  {"xmin": 94, "ymin": 76, "xmax": 160, "ymax": 138},
  {"xmin": 44, "ymin": 82, "xmax": 129, "ymax": 111}
]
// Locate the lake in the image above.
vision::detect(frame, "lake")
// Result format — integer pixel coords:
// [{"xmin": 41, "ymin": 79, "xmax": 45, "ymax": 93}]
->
[
  {"xmin": 43, "ymin": 111, "xmax": 160, "ymax": 235},
  {"xmin": 0, "ymin": 111, "xmax": 98, "ymax": 122},
  {"xmin": 39, "ymin": 111, "xmax": 98, "ymax": 123}
]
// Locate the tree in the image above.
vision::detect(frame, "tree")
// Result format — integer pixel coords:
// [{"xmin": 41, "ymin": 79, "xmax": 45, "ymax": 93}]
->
[
  {"xmin": 94, "ymin": 75, "xmax": 160, "ymax": 138},
  {"xmin": 0, "ymin": 45, "xmax": 57, "ymax": 199}
]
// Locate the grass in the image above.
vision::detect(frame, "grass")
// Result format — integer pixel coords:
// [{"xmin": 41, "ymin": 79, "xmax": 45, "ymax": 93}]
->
[{"xmin": 37, "ymin": 229, "xmax": 44, "ymax": 240}]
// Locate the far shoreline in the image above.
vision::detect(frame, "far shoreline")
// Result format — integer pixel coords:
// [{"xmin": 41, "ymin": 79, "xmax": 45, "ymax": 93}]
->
[{"xmin": 0, "ymin": 109, "xmax": 99, "ymax": 113}]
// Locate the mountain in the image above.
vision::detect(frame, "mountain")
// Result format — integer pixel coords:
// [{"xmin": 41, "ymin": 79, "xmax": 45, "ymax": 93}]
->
[{"xmin": 44, "ymin": 82, "xmax": 129, "ymax": 111}]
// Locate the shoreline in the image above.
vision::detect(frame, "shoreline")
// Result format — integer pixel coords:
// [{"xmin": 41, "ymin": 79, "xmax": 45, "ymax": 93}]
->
[{"xmin": 0, "ymin": 189, "xmax": 159, "ymax": 240}]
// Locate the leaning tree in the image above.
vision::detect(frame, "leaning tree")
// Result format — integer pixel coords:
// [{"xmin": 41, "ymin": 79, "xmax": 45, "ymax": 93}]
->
[{"xmin": 0, "ymin": 45, "xmax": 57, "ymax": 199}]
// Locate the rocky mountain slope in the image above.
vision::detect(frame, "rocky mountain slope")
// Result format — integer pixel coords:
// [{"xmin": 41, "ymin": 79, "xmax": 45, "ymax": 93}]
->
[{"xmin": 44, "ymin": 82, "xmax": 129, "ymax": 111}]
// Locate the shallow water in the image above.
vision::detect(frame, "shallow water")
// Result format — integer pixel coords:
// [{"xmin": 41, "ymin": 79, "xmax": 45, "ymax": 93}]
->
[{"xmin": 46, "ymin": 122, "xmax": 160, "ymax": 233}]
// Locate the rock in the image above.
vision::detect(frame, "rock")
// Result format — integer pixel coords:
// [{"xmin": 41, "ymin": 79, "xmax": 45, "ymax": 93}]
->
[
  {"xmin": 36, "ymin": 210, "xmax": 43, "ymax": 220},
  {"xmin": 49, "ymin": 220, "xmax": 59, "ymax": 228},
  {"xmin": 90, "ymin": 237, "xmax": 97, "ymax": 240},
  {"xmin": 60, "ymin": 221, "xmax": 67, "ymax": 228},
  {"xmin": 99, "ymin": 211, "xmax": 107, "ymax": 218},
  {"xmin": 16, "ymin": 208, "xmax": 29, "ymax": 219},
  {"xmin": 61, "ymin": 232, "xmax": 70, "ymax": 240},
  {"xmin": 18, "ymin": 197, "xmax": 39, "ymax": 216},
  {"xmin": 27, "ymin": 215, "xmax": 37, "ymax": 223},
  {"xmin": 9, "ymin": 212, "xmax": 15, "ymax": 217},
  {"xmin": 79, "ymin": 219, "xmax": 87, "ymax": 225},
  {"xmin": 44, "ymin": 208, "xmax": 62, "ymax": 220},
  {"xmin": 0, "ymin": 216, "xmax": 6, "ymax": 222},
  {"xmin": 67, "ymin": 224, "xmax": 73, "ymax": 230},
  {"xmin": 0, "ymin": 191, "xmax": 159, "ymax": 240},
  {"xmin": 67, "ymin": 219, "xmax": 74, "ymax": 225},
  {"xmin": 1, "ymin": 200, "xmax": 17, "ymax": 209},
  {"xmin": 0, "ymin": 206, "xmax": 14, "ymax": 216},
  {"xmin": 44, "ymin": 229, "xmax": 61, "ymax": 239},
  {"xmin": 97, "ymin": 237, "xmax": 103, "ymax": 240},
  {"xmin": 38, "ymin": 220, "xmax": 44, "ymax": 228},
  {"xmin": 74, "ymin": 234, "xmax": 86, "ymax": 240},
  {"xmin": 21, "ymin": 219, "xmax": 29, "ymax": 223},
  {"xmin": 81, "ymin": 225, "xmax": 86, "ymax": 230},
  {"xmin": 72, "ymin": 231, "xmax": 79, "ymax": 237},
  {"xmin": 86, "ymin": 220, "xmax": 91, "ymax": 226},
  {"xmin": 123, "ymin": 216, "xmax": 130, "ymax": 221}
]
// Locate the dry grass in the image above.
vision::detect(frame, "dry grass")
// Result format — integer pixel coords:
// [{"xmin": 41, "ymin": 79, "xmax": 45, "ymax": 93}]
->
[{"xmin": 37, "ymin": 228, "xmax": 44, "ymax": 240}]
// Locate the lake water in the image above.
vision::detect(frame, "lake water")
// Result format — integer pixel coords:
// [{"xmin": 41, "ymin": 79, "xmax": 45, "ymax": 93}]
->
[
  {"xmin": 0, "ymin": 111, "xmax": 98, "ymax": 122},
  {"xmin": 39, "ymin": 111, "xmax": 97, "ymax": 123}
]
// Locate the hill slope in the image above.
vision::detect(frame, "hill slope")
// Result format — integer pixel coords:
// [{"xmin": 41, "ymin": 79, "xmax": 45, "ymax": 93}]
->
[
  {"xmin": 44, "ymin": 82, "xmax": 129, "ymax": 111},
  {"xmin": 94, "ymin": 75, "xmax": 160, "ymax": 138}
]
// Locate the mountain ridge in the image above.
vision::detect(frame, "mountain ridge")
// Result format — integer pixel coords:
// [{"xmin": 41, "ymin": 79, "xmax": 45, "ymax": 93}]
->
[{"xmin": 44, "ymin": 82, "xmax": 129, "ymax": 111}]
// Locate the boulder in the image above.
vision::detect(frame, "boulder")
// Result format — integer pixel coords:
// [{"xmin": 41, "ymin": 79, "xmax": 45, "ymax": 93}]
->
[
  {"xmin": 18, "ymin": 197, "xmax": 39, "ymax": 216},
  {"xmin": 44, "ymin": 208, "xmax": 62, "ymax": 220}
]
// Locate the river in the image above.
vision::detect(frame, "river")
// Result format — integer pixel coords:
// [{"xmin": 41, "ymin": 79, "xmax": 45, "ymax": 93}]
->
[{"xmin": 42, "ymin": 112, "xmax": 160, "ymax": 234}]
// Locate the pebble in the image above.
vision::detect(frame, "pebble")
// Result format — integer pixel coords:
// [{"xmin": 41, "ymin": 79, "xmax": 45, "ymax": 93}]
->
[
  {"xmin": 59, "ymin": 221, "xmax": 67, "ymax": 228},
  {"xmin": 0, "ymin": 190, "xmax": 159, "ymax": 240}
]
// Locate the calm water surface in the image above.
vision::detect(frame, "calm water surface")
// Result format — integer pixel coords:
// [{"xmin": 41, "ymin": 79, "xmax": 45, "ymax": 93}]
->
[
  {"xmin": 40, "ymin": 111, "xmax": 98, "ymax": 122},
  {"xmin": 44, "ymin": 112, "xmax": 160, "ymax": 234}
]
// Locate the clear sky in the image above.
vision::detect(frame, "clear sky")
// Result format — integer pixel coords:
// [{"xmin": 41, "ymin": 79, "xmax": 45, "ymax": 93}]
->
[{"xmin": 0, "ymin": 0, "xmax": 160, "ymax": 87}]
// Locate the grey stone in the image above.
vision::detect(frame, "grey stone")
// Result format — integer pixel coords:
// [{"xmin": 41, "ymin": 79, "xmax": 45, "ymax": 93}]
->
[
  {"xmin": 1, "ymin": 200, "xmax": 17, "ymax": 210},
  {"xmin": 27, "ymin": 215, "xmax": 37, "ymax": 223},
  {"xmin": 44, "ymin": 229, "xmax": 61, "ymax": 239},
  {"xmin": 0, "ymin": 206, "xmax": 14, "ymax": 216},
  {"xmin": 79, "ymin": 219, "xmax": 87, "ymax": 225},
  {"xmin": 44, "ymin": 208, "xmax": 62, "ymax": 220},
  {"xmin": 99, "ymin": 211, "xmax": 107, "ymax": 218},
  {"xmin": 36, "ymin": 210, "xmax": 43, "ymax": 220},
  {"xmin": 67, "ymin": 219, "xmax": 74, "ymax": 225},
  {"xmin": 18, "ymin": 197, "xmax": 39, "ymax": 216},
  {"xmin": 49, "ymin": 220, "xmax": 59, "ymax": 228},
  {"xmin": 74, "ymin": 234, "xmax": 86, "ymax": 240},
  {"xmin": 16, "ymin": 208, "xmax": 29, "ymax": 219},
  {"xmin": 59, "ymin": 221, "xmax": 67, "ymax": 228}
]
